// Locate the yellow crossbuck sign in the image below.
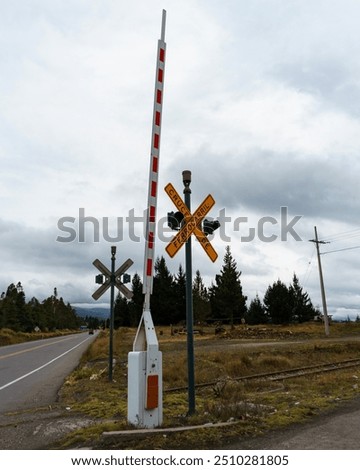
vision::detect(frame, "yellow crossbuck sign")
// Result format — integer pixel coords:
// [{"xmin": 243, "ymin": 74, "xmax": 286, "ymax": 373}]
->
[{"xmin": 164, "ymin": 182, "xmax": 218, "ymax": 262}]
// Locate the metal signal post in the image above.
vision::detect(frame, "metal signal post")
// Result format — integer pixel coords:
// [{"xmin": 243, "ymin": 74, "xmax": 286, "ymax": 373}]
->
[
  {"xmin": 109, "ymin": 246, "xmax": 116, "ymax": 381},
  {"xmin": 165, "ymin": 171, "xmax": 220, "ymax": 415},
  {"xmin": 183, "ymin": 171, "xmax": 195, "ymax": 415},
  {"xmin": 92, "ymin": 247, "xmax": 133, "ymax": 381}
]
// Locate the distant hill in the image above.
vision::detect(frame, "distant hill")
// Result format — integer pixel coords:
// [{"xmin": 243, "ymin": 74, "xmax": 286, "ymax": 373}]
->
[{"xmin": 75, "ymin": 307, "xmax": 109, "ymax": 320}]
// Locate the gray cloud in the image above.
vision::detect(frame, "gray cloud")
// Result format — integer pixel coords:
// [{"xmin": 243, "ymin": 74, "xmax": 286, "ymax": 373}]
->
[
  {"xmin": 1, "ymin": 1, "xmax": 360, "ymax": 320},
  {"xmin": 272, "ymin": 59, "xmax": 360, "ymax": 117},
  {"xmin": 178, "ymin": 149, "xmax": 359, "ymax": 225}
]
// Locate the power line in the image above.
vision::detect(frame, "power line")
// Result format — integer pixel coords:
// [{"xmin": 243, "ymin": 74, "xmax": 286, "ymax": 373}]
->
[
  {"xmin": 321, "ymin": 244, "xmax": 360, "ymax": 255},
  {"xmin": 302, "ymin": 246, "xmax": 315, "ymax": 290},
  {"xmin": 324, "ymin": 227, "xmax": 360, "ymax": 243}
]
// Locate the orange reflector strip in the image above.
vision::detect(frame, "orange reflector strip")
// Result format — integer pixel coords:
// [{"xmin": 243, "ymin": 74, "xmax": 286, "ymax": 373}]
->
[{"xmin": 146, "ymin": 375, "xmax": 159, "ymax": 409}]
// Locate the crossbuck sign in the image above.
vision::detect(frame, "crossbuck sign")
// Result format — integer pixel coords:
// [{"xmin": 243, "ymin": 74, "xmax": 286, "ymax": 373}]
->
[
  {"xmin": 92, "ymin": 258, "xmax": 133, "ymax": 300},
  {"xmin": 165, "ymin": 182, "xmax": 218, "ymax": 262}
]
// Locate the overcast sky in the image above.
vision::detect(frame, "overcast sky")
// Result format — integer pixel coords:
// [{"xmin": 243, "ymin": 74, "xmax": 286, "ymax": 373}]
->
[{"xmin": 1, "ymin": 0, "xmax": 360, "ymax": 320}]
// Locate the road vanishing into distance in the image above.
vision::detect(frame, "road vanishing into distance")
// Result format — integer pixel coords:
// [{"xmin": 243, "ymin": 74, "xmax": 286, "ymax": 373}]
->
[{"xmin": 0, "ymin": 332, "xmax": 97, "ymax": 414}]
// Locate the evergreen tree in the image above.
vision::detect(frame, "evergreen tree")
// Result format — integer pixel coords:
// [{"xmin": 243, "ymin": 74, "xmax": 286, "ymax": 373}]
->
[
  {"xmin": 85, "ymin": 315, "xmax": 101, "ymax": 330},
  {"xmin": 128, "ymin": 273, "xmax": 144, "ymax": 327},
  {"xmin": 0, "ymin": 293, "xmax": 4, "ymax": 329},
  {"xmin": 27, "ymin": 297, "xmax": 45, "ymax": 330},
  {"xmin": 209, "ymin": 246, "xmax": 247, "ymax": 325},
  {"xmin": 289, "ymin": 274, "xmax": 316, "ymax": 323},
  {"xmin": 0, "ymin": 282, "xmax": 80, "ymax": 332},
  {"xmin": 41, "ymin": 295, "xmax": 58, "ymax": 330},
  {"xmin": 151, "ymin": 256, "xmax": 176, "ymax": 325},
  {"xmin": 192, "ymin": 270, "xmax": 210, "ymax": 323},
  {"xmin": 57, "ymin": 299, "xmax": 80, "ymax": 329},
  {"xmin": 114, "ymin": 293, "xmax": 130, "ymax": 328},
  {"xmin": 263, "ymin": 279, "xmax": 292, "ymax": 324},
  {"xmin": 246, "ymin": 294, "xmax": 268, "ymax": 325},
  {"xmin": 1, "ymin": 283, "xmax": 26, "ymax": 331},
  {"xmin": 173, "ymin": 264, "xmax": 186, "ymax": 324},
  {"xmin": 15, "ymin": 282, "xmax": 30, "ymax": 330}
]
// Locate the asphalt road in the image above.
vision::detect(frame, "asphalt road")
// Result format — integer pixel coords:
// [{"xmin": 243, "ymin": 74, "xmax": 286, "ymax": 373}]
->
[{"xmin": 0, "ymin": 332, "xmax": 97, "ymax": 414}]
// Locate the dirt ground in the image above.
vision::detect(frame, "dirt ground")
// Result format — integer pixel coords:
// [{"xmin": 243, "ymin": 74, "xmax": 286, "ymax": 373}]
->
[
  {"xmin": 0, "ymin": 405, "xmax": 96, "ymax": 450},
  {"xmin": 1, "ymin": 394, "xmax": 360, "ymax": 450},
  {"xmin": 221, "ymin": 394, "xmax": 360, "ymax": 450}
]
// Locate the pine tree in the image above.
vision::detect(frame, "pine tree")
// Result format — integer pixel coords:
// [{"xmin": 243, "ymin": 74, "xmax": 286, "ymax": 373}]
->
[
  {"xmin": 289, "ymin": 274, "xmax": 316, "ymax": 323},
  {"xmin": 151, "ymin": 256, "xmax": 176, "ymax": 325},
  {"xmin": 128, "ymin": 273, "xmax": 144, "ymax": 327},
  {"xmin": 1, "ymin": 283, "xmax": 26, "ymax": 331},
  {"xmin": 27, "ymin": 297, "xmax": 45, "ymax": 330},
  {"xmin": 0, "ymin": 283, "xmax": 80, "ymax": 331},
  {"xmin": 263, "ymin": 279, "xmax": 292, "ymax": 324},
  {"xmin": 173, "ymin": 264, "xmax": 186, "ymax": 324},
  {"xmin": 114, "ymin": 293, "xmax": 130, "ymax": 328},
  {"xmin": 42, "ymin": 296, "xmax": 59, "ymax": 330},
  {"xmin": 209, "ymin": 246, "xmax": 247, "ymax": 325},
  {"xmin": 192, "ymin": 270, "xmax": 210, "ymax": 324},
  {"xmin": 246, "ymin": 294, "xmax": 268, "ymax": 325}
]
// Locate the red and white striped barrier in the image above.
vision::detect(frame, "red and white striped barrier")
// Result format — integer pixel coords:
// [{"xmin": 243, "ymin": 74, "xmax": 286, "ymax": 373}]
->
[
  {"xmin": 143, "ymin": 12, "xmax": 166, "ymax": 309},
  {"xmin": 128, "ymin": 10, "xmax": 166, "ymax": 429}
]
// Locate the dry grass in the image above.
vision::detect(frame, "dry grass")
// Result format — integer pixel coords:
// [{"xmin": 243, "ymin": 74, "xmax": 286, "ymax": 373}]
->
[
  {"xmin": 0, "ymin": 327, "xmax": 78, "ymax": 346},
  {"xmin": 55, "ymin": 322, "xmax": 360, "ymax": 449}
]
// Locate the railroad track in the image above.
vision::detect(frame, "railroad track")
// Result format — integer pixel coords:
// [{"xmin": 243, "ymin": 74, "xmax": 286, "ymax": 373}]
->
[{"xmin": 165, "ymin": 357, "xmax": 360, "ymax": 393}]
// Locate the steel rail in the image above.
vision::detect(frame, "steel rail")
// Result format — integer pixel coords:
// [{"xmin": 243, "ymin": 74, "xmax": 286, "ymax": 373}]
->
[{"xmin": 165, "ymin": 357, "xmax": 360, "ymax": 393}]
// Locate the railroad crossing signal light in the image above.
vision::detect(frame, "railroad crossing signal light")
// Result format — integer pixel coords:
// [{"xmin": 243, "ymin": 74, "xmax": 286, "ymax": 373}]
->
[
  {"xmin": 95, "ymin": 274, "xmax": 104, "ymax": 284},
  {"xmin": 167, "ymin": 211, "xmax": 184, "ymax": 230},
  {"xmin": 122, "ymin": 273, "xmax": 131, "ymax": 284},
  {"xmin": 203, "ymin": 219, "xmax": 220, "ymax": 236}
]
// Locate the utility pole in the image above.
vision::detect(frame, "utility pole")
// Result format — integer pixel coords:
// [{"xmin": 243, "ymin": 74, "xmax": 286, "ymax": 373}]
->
[{"xmin": 309, "ymin": 226, "xmax": 330, "ymax": 336}]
